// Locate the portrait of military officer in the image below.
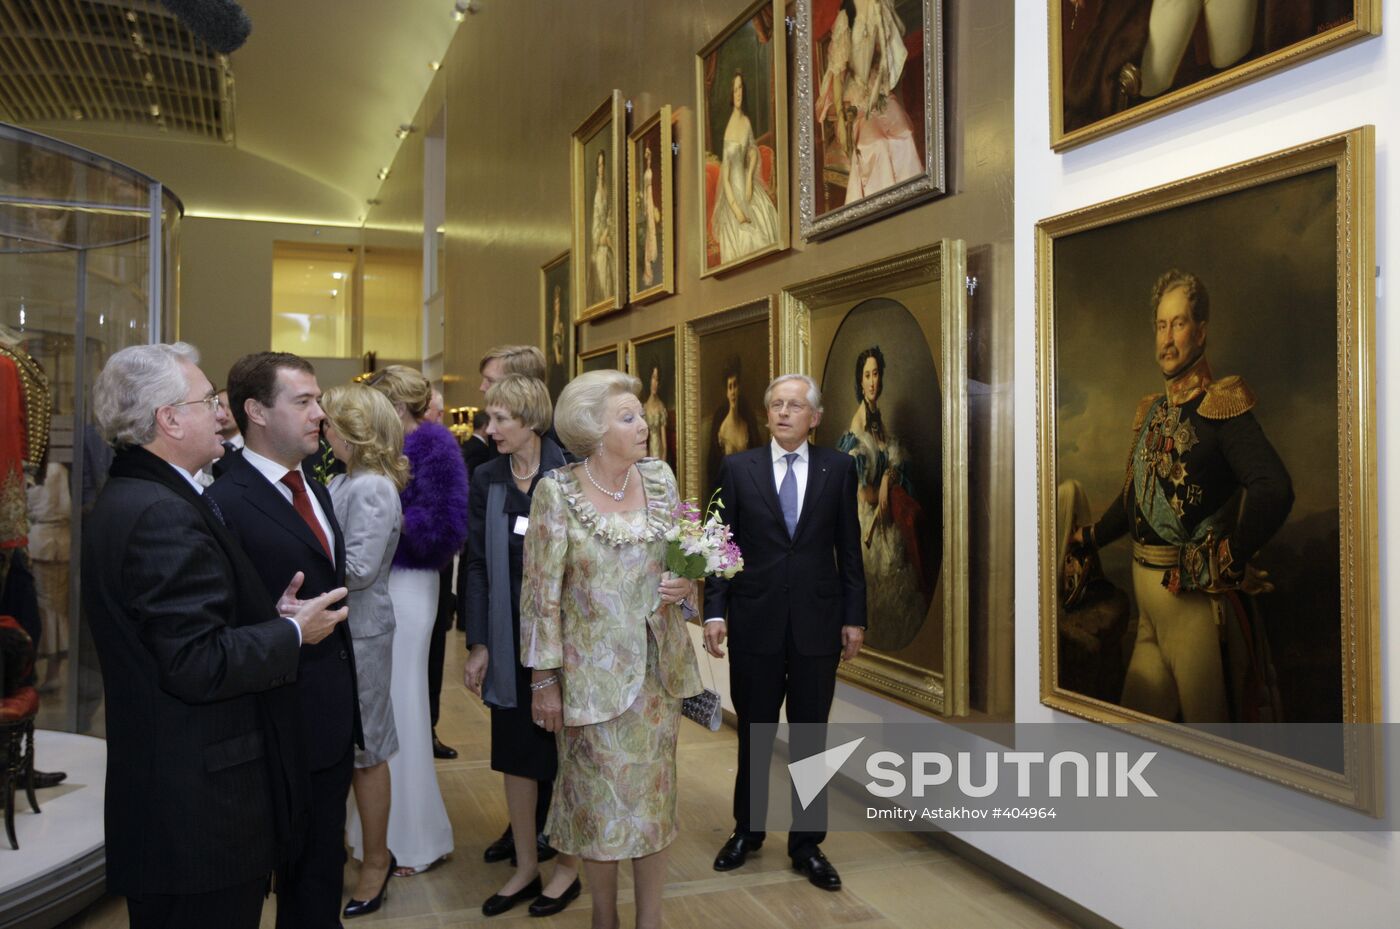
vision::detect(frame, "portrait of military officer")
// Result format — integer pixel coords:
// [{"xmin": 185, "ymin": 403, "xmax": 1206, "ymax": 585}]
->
[{"xmin": 1067, "ymin": 269, "xmax": 1294, "ymax": 724}]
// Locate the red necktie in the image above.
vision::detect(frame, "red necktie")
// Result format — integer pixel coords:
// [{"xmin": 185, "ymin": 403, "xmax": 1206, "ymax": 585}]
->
[{"xmin": 280, "ymin": 470, "xmax": 332, "ymax": 560}]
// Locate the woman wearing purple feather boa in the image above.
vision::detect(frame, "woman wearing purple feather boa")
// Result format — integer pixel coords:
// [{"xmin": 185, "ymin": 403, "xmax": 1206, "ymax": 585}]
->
[{"xmin": 361, "ymin": 365, "xmax": 469, "ymax": 877}]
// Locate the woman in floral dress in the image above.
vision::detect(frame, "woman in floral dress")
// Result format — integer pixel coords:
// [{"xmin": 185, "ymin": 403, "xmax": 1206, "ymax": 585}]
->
[{"xmin": 520, "ymin": 369, "xmax": 702, "ymax": 929}]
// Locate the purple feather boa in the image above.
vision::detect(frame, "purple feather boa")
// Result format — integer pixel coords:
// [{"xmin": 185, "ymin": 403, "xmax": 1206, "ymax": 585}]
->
[{"xmin": 393, "ymin": 421, "xmax": 469, "ymax": 571}]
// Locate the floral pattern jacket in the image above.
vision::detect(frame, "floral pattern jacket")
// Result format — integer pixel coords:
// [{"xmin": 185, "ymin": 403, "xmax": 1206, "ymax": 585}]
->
[{"xmin": 520, "ymin": 459, "xmax": 702, "ymax": 726}]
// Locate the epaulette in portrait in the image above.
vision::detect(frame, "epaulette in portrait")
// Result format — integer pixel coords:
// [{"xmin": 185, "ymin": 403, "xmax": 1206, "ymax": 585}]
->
[
  {"xmin": 1198, "ymin": 375, "xmax": 1256, "ymax": 419},
  {"xmin": 1131, "ymin": 393, "xmax": 1163, "ymax": 433}
]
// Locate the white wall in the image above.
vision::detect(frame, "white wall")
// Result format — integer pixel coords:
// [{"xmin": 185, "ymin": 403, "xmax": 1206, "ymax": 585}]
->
[{"xmin": 1006, "ymin": 11, "xmax": 1397, "ymax": 929}]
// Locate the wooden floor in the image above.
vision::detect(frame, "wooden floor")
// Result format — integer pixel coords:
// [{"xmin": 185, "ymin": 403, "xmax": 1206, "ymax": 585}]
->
[{"xmin": 63, "ymin": 633, "xmax": 1081, "ymax": 928}]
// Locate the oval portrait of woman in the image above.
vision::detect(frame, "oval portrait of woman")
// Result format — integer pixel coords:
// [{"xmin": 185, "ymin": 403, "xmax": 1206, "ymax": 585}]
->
[{"xmin": 816, "ymin": 297, "xmax": 941, "ymax": 652}]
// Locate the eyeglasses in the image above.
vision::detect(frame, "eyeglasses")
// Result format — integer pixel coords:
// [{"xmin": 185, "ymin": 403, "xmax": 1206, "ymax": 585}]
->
[
  {"xmin": 768, "ymin": 400, "xmax": 810, "ymax": 414},
  {"xmin": 170, "ymin": 393, "xmax": 222, "ymax": 413}
]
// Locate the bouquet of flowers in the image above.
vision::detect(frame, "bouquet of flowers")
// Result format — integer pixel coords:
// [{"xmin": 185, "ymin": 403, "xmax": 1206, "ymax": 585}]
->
[
  {"xmin": 666, "ymin": 491, "xmax": 740, "ymax": 732},
  {"xmin": 664, "ymin": 492, "xmax": 743, "ymax": 581}
]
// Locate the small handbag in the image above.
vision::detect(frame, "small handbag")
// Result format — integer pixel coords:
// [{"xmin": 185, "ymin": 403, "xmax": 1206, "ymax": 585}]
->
[
  {"xmin": 681, "ymin": 645, "xmax": 724, "ymax": 731},
  {"xmin": 681, "ymin": 687, "xmax": 723, "ymax": 731}
]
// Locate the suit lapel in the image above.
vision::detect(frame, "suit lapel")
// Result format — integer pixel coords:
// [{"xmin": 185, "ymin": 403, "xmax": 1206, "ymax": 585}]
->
[
  {"xmin": 306, "ymin": 474, "xmax": 344, "ymax": 570},
  {"xmin": 792, "ymin": 445, "xmax": 831, "ymax": 543},
  {"xmin": 745, "ymin": 448, "xmax": 786, "ymax": 530},
  {"xmin": 234, "ymin": 458, "xmax": 335, "ymax": 567}
]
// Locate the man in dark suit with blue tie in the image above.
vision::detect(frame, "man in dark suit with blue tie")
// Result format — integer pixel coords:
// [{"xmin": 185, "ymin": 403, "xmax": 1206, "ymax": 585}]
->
[
  {"xmin": 702, "ymin": 374, "xmax": 866, "ymax": 891},
  {"xmin": 84, "ymin": 343, "xmax": 348, "ymax": 929},
  {"xmin": 209, "ymin": 352, "xmax": 360, "ymax": 929}
]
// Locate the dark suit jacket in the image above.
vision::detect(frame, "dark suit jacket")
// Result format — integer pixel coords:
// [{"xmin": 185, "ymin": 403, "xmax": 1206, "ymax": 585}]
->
[
  {"xmin": 461, "ymin": 434, "xmax": 493, "ymax": 477},
  {"xmin": 702, "ymin": 444, "xmax": 866, "ymax": 656},
  {"xmin": 82, "ymin": 447, "xmax": 304, "ymax": 896},
  {"xmin": 208, "ymin": 451, "xmax": 360, "ymax": 771}
]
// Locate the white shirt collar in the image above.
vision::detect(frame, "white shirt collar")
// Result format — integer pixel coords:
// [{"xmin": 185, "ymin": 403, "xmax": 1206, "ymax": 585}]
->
[
  {"xmin": 770, "ymin": 438, "xmax": 810, "ymax": 463},
  {"xmin": 223, "ymin": 433, "xmax": 245, "ymax": 450},
  {"xmin": 241, "ymin": 446, "xmax": 304, "ymax": 486},
  {"xmin": 166, "ymin": 460, "xmax": 206, "ymax": 494}
]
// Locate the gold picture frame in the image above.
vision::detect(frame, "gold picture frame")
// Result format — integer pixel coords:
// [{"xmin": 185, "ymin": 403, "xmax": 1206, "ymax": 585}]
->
[
  {"xmin": 780, "ymin": 241, "xmax": 968, "ymax": 716},
  {"xmin": 1036, "ymin": 127, "xmax": 1379, "ymax": 811},
  {"xmin": 793, "ymin": 0, "xmax": 947, "ymax": 240},
  {"xmin": 540, "ymin": 250, "xmax": 572, "ymax": 402},
  {"xmin": 1050, "ymin": 1, "xmax": 1381, "ymax": 151},
  {"xmin": 572, "ymin": 90, "xmax": 627, "ymax": 321},
  {"xmin": 696, "ymin": 0, "xmax": 789, "ymax": 278},
  {"xmin": 627, "ymin": 326, "xmax": 683, "ymax": 485},
  {"xmin": 681, "ymin": 295, "xmax": 777, "ymax": 505},
  {"xmin": 576, "ymin": 341, "xmax": 625, "ymax": 378},
  {"xmin": 627, "ymin": 105, "xmax": 675, "ymax": 304}
]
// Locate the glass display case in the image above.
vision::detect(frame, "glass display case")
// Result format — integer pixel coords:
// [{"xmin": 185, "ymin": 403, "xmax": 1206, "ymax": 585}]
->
[{"xmin": 0, "ymin": 121, "xmax": 182, "ymax": 737}]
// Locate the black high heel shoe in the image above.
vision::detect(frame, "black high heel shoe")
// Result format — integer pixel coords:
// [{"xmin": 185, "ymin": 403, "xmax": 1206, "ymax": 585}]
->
[{"xmin": 343, "ymin": 854, "xmax": 395, "ymax": 918}]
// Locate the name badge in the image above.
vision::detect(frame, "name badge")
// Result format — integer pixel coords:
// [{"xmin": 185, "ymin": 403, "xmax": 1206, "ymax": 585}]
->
[{"xmin": 514, "ymin": 516, "xmax": 530, "ymax": 536}]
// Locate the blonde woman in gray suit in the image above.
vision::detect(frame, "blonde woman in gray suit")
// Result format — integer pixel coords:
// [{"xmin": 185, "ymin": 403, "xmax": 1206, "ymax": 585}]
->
[{"xmin": 321, "ymin": 383, "xmax": 410, "ymax": 919}]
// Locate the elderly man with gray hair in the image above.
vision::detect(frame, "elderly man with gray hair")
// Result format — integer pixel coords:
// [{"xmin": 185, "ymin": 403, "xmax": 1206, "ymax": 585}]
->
[
  {"xmin": 83, "ymin": 342, "xmax": 348, "ymax": 929},
  {"xmin": 702, "ymin": 373, "xmax": 866, "ymax": 892}
]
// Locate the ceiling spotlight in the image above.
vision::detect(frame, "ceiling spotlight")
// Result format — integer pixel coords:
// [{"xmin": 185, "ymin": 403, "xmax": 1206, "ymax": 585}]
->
[
  {"xmin": 149, "ymin": 103, "xmax": 161, "ymax": 117},
  {"xmin": 395, "ymin": 123, "xmax": 417, "ymax": 139},
  {"xmin": 452, "ymin": 0, "xmax": 476, "ymax": 21},
  {"xmin": 377, "ymin": 167, "xmax": 391, "ymax": 180},
  {"xmin": 366, "ymin": 198, "xmax": 382, "ymax": 206},
  {"xmin": 429, "ymin": 60, "xmax": 441, "ymax": 71}
]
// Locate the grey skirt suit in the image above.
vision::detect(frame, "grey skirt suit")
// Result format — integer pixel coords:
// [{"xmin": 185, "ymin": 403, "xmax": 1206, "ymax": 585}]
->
[{"xmin": 329, "ymin": 471, "xmax": 403, "ymax": 767}]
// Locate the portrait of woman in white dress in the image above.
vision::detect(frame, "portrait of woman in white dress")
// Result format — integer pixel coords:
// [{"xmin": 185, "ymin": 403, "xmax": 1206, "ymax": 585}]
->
[
  {"xmin": 589, "ymin": 149, "xmax": 615, "ymax": 304},
  {"xmin": 816, "ymin": 0, "xmax": 922, "ymax": 207},
  {"xmin": 710, "ymin": 71, "xmax": 780, "ymax": 266},
  {"xmin": 639, "ymin": 145, "xmax": 661, "ymax": 287}
]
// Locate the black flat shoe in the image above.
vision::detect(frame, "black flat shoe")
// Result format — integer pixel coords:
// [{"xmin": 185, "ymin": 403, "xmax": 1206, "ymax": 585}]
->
[
  {"xmin": 482, "ymin": 875, "xmax": 542, "ymax": 917},
  {"xmin": 713, "ymin": 833, "xmax": 763, "ymax": 871},
  {"xmin": 528, "ymin": 877, "xmax": 582, "ymax": 917},
  {"xmin": 343, "ymin": 854, "xmax": 395, "ymax": 918},
  {"xmin": 509, "ymin": 832, "xmax": 558, "ymax": 866},
  {"xmin": 432, "ymin": 732, "xmax": 458, "ymax": 760},
  {"xmin": 484, "ymin": 825, "xmax": 513, "ymax": 862},
  {"xmin": 32, "ymin": 770, "xmax": 67, "ymax": 789},
  {"xmin": 793, "ymin": 850, "xmax": 842, "ymax": 891}
]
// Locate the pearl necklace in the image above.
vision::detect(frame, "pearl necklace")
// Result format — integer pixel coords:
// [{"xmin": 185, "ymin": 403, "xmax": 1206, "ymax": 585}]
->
[
  {"xmin": 509, "ymin": 454, "xmax": 539, "ymax": 482},
  {"xmin": 583, "ymin": 457, "xmax": 630, "ymax": 501}
]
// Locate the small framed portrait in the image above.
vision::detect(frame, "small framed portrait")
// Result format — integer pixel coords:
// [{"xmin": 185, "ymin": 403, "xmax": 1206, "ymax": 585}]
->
[
  {"xmin": 627, "ymin": 106, "xmax": 675, "ymax": 304},
  {"xmin": 572, "ymin": 91, "xmax": 627, "ymax": 321},
  {"xmin": 781, "ymin": 241, "xmax": 969, "ymax": 716},
  {"xmin": 576, "ymin": 341, "xmax": 625, "ymax": 377},
  {"xmin": 696, "ymin": 0, "xmax": 789, "ymax": 278},
  {"xmin": 1036, "ymin": 128, "xmax": 1379, "ymax": 811},
  {"xmin": 682, "ymin": 296, "xmax": 777, "ymax": 505},
  {"xmin": 539, "ymin": 250, "xmax": 572, "ymax": 402},
  {"xmin": 1050, "ymin": 0, "xmax": 1381, "ymax": 151},
  {"xmin": 794, "ymin": 0, "xmax": 946, "ymax": 241},
  {"xmin": 627, "ymin": 327, "xmax": 682, "ymax": 481}
]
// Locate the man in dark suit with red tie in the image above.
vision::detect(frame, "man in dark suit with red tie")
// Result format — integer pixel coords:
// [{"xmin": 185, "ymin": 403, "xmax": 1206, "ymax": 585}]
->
[
  {"xmin": 84, "ymin": 343, "xmax": 349, "ymax": 929},
  {"xmin": 702, "ymin": 373, "xmax": 866, "ymax": 891},
  {"xmin": 209, "ymin": 352, "xmax": 360, "ymax": 929}
]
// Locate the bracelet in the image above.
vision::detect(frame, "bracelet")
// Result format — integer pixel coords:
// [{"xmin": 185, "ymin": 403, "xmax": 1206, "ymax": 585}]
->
[{"xmin": 529, "ymin": 674, "xmax": 560, "ymax": 692}]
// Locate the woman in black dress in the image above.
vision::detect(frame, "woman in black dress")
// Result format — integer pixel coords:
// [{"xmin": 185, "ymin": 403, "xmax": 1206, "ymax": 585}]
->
[{"xmin": 463, "ymin": 374, "xmax": 580, "ymax": 918}]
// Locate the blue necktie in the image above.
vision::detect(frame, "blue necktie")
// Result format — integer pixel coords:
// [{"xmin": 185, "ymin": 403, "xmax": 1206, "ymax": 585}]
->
[{"xmin": 779, "ymin": 452, "xmax": 799, "ymax": 537}]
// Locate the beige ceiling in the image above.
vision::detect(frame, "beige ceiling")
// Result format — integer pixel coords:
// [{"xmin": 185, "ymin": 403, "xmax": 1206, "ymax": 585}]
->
[{"xmin": 18, "ymin": 0, "xmax": 461, "ymax": 226}]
